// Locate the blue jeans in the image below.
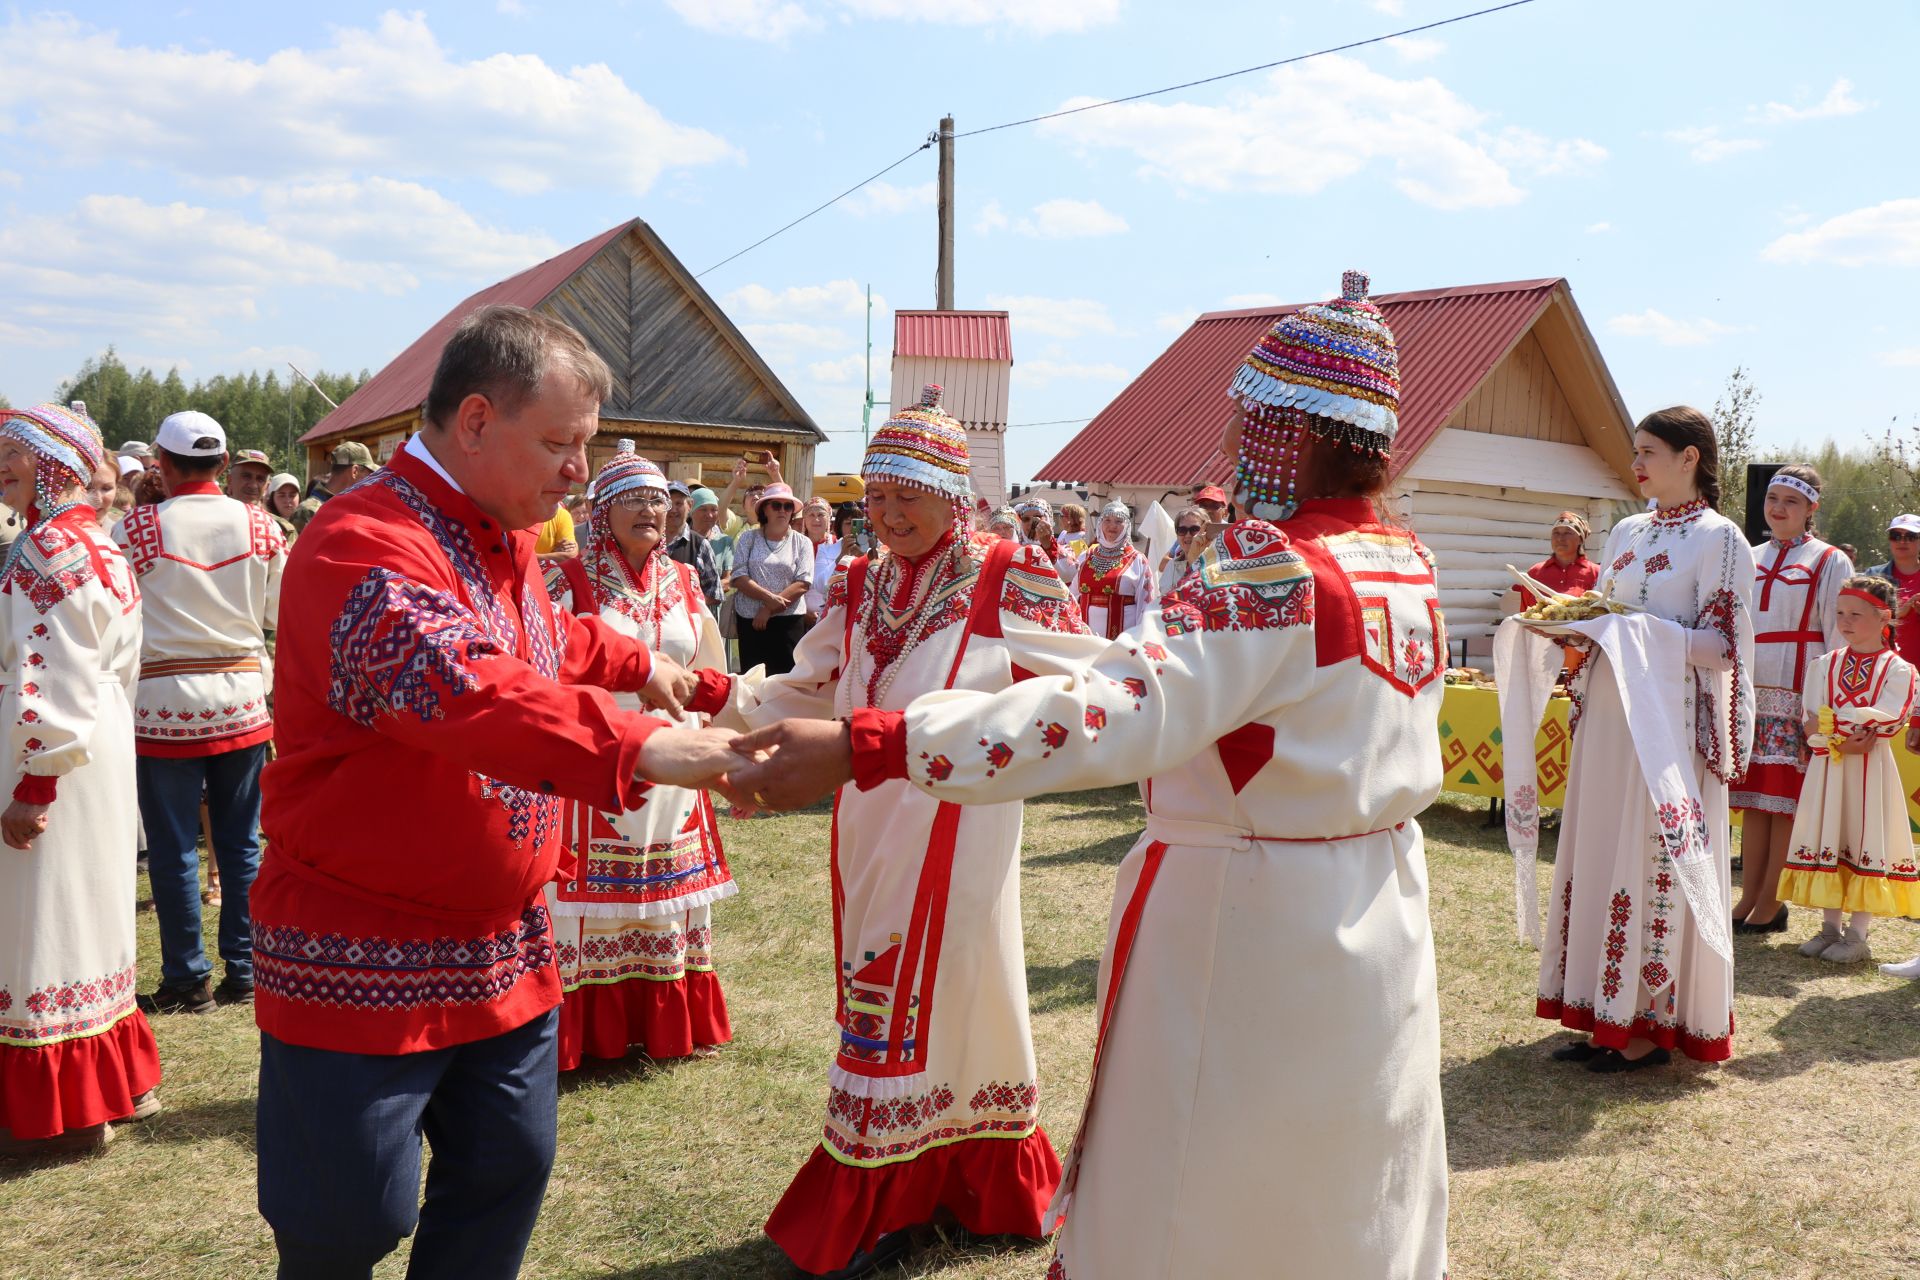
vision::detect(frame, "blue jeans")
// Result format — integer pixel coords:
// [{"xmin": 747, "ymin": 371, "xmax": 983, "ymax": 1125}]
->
[
  {"xmin": 257, "ymin": 1008, "xmax": 559, "ymax": 1280},
  {"xmin": 136, "ymin": 743, "xmax": 267, "ymax": 988}
]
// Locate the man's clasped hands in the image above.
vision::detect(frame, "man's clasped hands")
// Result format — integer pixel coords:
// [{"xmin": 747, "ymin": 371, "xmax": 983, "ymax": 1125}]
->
[{"xmin": 631, "ymin": 656, "xmax": 865, "ymax": 813}]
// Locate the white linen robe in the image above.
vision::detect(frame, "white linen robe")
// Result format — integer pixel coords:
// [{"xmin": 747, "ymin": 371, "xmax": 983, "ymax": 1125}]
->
[
  {"xmin": 887, "ymin": 503, "xmax": 1450, "ymax": 1280},
  {"xmin": 1538, "ymin": 501, "xmax": 1755, "ymax": 1060}
]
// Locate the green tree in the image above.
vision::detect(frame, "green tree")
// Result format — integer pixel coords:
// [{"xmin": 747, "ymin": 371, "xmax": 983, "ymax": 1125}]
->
[{"xmin": 1711, "ymin": 365, "xmax": 1760, "ymax": 514}]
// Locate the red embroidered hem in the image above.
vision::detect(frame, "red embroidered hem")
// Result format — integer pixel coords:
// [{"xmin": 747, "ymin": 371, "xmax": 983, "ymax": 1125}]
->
[
  {"xmin": 0, "ymin": 1012, "xmax": 162, "ymax": 1140},
  {"xmin": 765, "ymin": 1126, "xmax": 1061, "ymax": 1274},
  {"xmin": 556, "ymin": 969, "xmax": 732, "ymax": 1071},
  {"xmin": 135, "ymin": 723, "xmax": 273, "ymax": 759},
  {"xmin": 1536, "ymin": 997, "xmax": 1733, "ymax": 1063},
  {"xmin": 1730, "ymin": 760, "xmax": 1807, "ymax": 810}
]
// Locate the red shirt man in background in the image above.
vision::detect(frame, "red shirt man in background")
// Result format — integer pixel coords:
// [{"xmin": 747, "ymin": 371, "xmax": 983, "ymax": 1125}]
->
[
  {"xmin": 251, "ymin": 305, "xmax": 737, "ymax": 1278},
  {"xmin": 1511, "ymin": 510, "xmax": 1600, "ymax": 610}
]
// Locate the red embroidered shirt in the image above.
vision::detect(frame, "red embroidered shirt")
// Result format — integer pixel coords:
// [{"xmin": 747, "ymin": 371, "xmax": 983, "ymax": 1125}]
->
[
  {"xmin": 1515, "ymin": 555, "xmax": 1599, "ymax": 610},
  {"xmin": 251, "ymin": 445, "xmax": 663, "ymax": 1055}
]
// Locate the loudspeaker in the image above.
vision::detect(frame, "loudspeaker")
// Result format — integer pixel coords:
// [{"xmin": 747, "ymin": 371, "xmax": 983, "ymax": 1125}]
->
[{"xmin": 1743, "ymin": 462, "xmax": 1782, "ymax": 546}]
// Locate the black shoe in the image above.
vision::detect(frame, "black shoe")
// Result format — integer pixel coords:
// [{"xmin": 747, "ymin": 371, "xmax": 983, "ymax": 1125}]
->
[
  {"xmin": 796, "ymin": 1230, "xmax": 914, "ymax": 1279},
  {"xmin": 1550, "ymin": 1040, "xmax": 1602, "ymax": 1062},
  {"xmin": 1735, "ymin": 906, "xmax": 1790, "ymax": 935},
  {"xmin": 138, "ymin": 980, "xmax": 215, "ymax": 1015},
  {"xmin": 215, "ymin": 975, "xmax": 254, "ymax": 1006},
  {"xmin": 1587, "ymin": 1047, "xmax": 1672, "ymax": 1074}
]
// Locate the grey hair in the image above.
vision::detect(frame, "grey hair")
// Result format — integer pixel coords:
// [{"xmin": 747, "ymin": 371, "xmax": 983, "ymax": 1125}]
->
[
  {"xmin": 424, "ymin": 304, "xmax": 613, "ymax": 429},
  {"xmin": 1174, "ymin": 505, "xmax": 1208, "ymax": 529}
]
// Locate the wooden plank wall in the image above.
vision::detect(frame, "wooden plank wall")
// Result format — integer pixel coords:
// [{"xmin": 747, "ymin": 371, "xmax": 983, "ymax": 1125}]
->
[
  {"xmin": 540, "ymin": 244, "xmax": 633, "ymax": 409},
  {"xmin": 622, "ymin": 238, "xmax": 791, "ymax": 425},
  {"xmin": 889, "ymin": 355, "xmax": 1010, "ymax": 431},
  {"xmin": 1444, "ymin": 331, "xmax": 1582, "ymax": 444}
]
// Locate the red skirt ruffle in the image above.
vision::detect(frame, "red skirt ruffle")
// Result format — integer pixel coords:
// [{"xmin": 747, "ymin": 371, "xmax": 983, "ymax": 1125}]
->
[
  {"xmin": 765, "ymin": 1127, "xmax": 1062, "ymax": 1274},
  {"xmin": 0, "ymin": 1012, "xmax": 162, "ymax": 1140},
  {"xmin": 556, "ymin": 970, "xmax": 731, "ymax": 1071},
  {"xmin": 1537, "ymin": 996, "xmax": 1733, "ymax": 1063}
]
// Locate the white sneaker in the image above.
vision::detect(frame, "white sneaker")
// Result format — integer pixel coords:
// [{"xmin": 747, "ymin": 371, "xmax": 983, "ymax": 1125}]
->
[
  {"xmin": 1879, "ymin": 955, "xmax": 1920, "ymax": 979},
  {"xmin": 1820, "ymin": 938, "xmax": 1872, "ymax": 964},
  {"xmin": 1799, "ymin": 926, "xmax": 1842, "ymax": 958}
]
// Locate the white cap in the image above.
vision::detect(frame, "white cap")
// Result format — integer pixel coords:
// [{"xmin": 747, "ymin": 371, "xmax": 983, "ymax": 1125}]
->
[
  {"xmin": 1889, "ymin": 513, "xmax": 1920, "ymax": 536},
  {"xmin": 154, "ymin": 410, "xmax": 227, "ymax": 458},
  {"xmin": 267, "ymin": 472, "xmax": 300, "ymax": 494},
  {"xmin": 116, "ymin": 456, "xmax": 145, "ymax": 479}
]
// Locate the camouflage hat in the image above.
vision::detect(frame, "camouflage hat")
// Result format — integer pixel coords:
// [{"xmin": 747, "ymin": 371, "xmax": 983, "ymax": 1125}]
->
[
  {"xmin": 330, "ymin": 441, "xmax": 376, "ymax": 469},
  {"xmin": 232, "ymin": 449, "xmax": 273, "ymax": 471}
]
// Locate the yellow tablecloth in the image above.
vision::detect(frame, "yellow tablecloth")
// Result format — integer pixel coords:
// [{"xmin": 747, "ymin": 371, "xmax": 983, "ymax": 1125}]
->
[{"xmin": 1440, "ymin": 683, "xmax": 1920, "ymax": 833}]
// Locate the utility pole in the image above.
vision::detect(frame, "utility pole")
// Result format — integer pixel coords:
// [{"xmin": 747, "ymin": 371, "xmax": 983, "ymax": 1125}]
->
[
  {"xmin": 936, "ymin": 115, "xmax": 954, "ymax": 309},
  {"xmin": 861, "ymin": 284, "xmax": 875, "ymax": 447}
]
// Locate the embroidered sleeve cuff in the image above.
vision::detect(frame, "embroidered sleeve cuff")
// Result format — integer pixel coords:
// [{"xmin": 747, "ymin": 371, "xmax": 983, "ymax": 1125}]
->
[
  {"xmin": 689, "ymin": 669, "xmax": 732, "ymax": 717},
  {"xmin": 12, "ymin": 773, "xmax": 57, "ymax": 804},
  {"xmin": 850, "ymin": 708, "xmax": 908, "ymax": 791}
]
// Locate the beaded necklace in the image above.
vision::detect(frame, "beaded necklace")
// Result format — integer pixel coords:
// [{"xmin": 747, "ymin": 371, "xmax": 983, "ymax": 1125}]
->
[{"xmin": 849, "ymin": 538, "xmax": 972, "ymax": 710}]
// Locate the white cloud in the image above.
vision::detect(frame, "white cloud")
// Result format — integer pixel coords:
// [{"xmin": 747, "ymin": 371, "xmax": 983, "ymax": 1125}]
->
[
  {"xmin": 1761, "ymin": 199, "xmax": 1920, "ymax": 268},
  {"xmin": 1752, "ymin": 78, "xmax": 1868, "ymax": 124},
  {"xmin": 496, "ymin": 0, "xmax": 527, "ymax": 14},
  {"xmin": 986, "ymin": 294, "xmax": 1118, "ymax": 339},
  {"xmin": 1585, "ymin": 221, "xmax": 1611, "ymax": 234},
  {"xmin": 1013, "ymin": 359, "xmax": 1132, "ymax": 389},
  {"xmin": 807, "ymin": 354, "xmax": 869, "ymax": 383},
  {"xmin": 976, "ymin": 197, "xmax": 1129, "ymax": 238},
  {"xmin": 259, "ymin": 179, "xmax": 561, "ymax": 281},
  {"xmin": 842, "ymin": 180, "xmax": 936, "ymax": 216},
  {"xmin": 1155, "ymin": 310, "xmax": 1198, "ymax": 334},
  {"xmin": 1, "ymin": 12, "xmax": 735, "ymax": 195},
  {"xmin": 1036, "ymin": 55, "xmax": 1603, "ymax": 211},
  {"xmin": 1879, "ymin": 348, "xmax": 1920, "ymax": 368},
  {"xmin": 835, "ymin": 0, "xmax": 1119, "ymax": 34},
  {"xmin": 1371, "ymin": 0, "xmax": 1405, "ymax": 13},
  {"xmin": 723, "ymin": 279, "xmax": 875, "ymax": 319},
  {"xmin": 1606, "ymin": 310, "xmax": 1746, "ymax": 347},
  {"xmin": 1385, "ymin": 36, "xmax": 1445, "ymax": 62},
  {"xmin": 1664, "ymin": 126, "xmax": 1765, "ymax": 164},
  {"xmin": 739, "ymin": 321, "xmax": 853, "ymax": 352},
  {"xmin": 665, "ymin": 0, "xmax": 819, "ymax": 40}
]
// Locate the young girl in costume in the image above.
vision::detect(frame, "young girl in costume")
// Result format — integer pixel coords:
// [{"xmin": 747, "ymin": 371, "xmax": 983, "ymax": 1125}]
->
[{"xmin": 1776, "ymin": 575, "xmax": 1919, "ymax": 963}]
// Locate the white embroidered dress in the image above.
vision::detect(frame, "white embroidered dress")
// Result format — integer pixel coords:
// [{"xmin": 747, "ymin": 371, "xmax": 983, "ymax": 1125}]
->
[
  {"xmin": 1537, "ymin": 499, "xmax": 1755, "ymax": 1060},
  {"xmin": 1732, "ymin": 534, "xmax": 1850, "ymax": 814},
  {"xmin": 724, "ymin": 535, "xmax": 1102, "ymax": 1275},
  {"xmin": 0, "ymin": 510, "xmax": 158, "ymax": 1139},
  {"xmin": 545, "ymin": 547, "xmax": 735, "ymax": 1068},
  {"xmin": 1073, "ymin": 545, "xmax": 1155, "ymax": 641},
  {"xmin": 885, "ymin": 503, "xmax": 1451, "ymax": 1280}
]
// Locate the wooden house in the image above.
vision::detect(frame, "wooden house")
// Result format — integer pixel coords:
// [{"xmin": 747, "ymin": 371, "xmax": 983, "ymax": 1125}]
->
[
  {"xmin": 299, "ymin": 219, "xmax": 824, "ymax": 495},
  {"xmin": 1036, "ymin": 278, "xmax": 1639, "ymax": 644},
  {"xmin": 890, "ymin": 310, "xmax": 1013, "ymax": 507}
]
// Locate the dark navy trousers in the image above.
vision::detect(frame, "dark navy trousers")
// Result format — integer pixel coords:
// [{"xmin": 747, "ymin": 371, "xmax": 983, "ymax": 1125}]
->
[{"xmin": 256, "ymin": 1007, "xmax": 559, "ymax": 1279}]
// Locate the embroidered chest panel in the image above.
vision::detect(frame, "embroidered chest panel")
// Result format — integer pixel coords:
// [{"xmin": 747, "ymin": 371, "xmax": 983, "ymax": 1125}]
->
[
  {"xmin": 1160, "ymin": 521, "xmax": 1314, "ymax": 636},
  {"xmin": 853, "ymin": 548, "xmax": 979, "ymax": 707}
]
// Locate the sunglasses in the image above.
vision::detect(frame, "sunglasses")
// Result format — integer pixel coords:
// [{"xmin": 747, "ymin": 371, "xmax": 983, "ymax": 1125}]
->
[
  {"xmin": 1176, "ymin": 526, "xmax": 1204, "ymax": 535},
  {"xmin": 1891, "ymin": 531, "xmax": 1920, "ymax": 542}
]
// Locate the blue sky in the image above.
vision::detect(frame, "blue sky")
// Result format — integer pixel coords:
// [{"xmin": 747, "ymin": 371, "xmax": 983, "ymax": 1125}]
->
[{"xmin": 1, "ymin": 0, "xmax": 1913, "ymax": 479}]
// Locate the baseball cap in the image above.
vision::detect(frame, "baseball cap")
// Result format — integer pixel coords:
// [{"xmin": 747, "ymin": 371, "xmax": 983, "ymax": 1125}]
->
[
  {"xmin": 117, "ymin": 440, "xmax": 152, "ymax": 460},
  {"xmin": 1889, "ymin": 514, "xmax": 1920, "ymax": 536},
  {"xmin": 267, "ymin": 471, "xmax": 301, "ymax": 494},
  {"xmin": 668, "ymin": 480, "xmax": 691, "ymax": 497},
  {"xmin": 689, "ymin": 487, "xmax": 718, "ymax": 510},
  {"xmin": 115, "ymin": 456, "xmax": 145, "ymax": 479},
  {"xmin": 330, "ymin": 441, "xmax": 376, "ymax": 469},
  {"xmin": 1193, "ymin": 485, "xmax": 1229, "ymax": 505},
  {"xmin": 154, "ymin": 411, "xmax": 227, "ymax": 458},
  {"xmin": 232, "ymin": 449, "xmax": 273, "ymax": 472}
]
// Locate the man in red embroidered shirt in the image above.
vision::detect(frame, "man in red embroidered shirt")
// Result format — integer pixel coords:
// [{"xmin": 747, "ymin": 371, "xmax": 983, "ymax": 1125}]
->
[
  {"xmin": 251, "ymin": 306, "xmax": 738, "ymax": 1279},
  {"xmin": 116, "ymin": 411, "xmax": 287, "ymax": 1016}
]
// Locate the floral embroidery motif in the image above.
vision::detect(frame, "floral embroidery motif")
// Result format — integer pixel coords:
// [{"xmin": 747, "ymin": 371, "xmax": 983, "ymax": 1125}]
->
[
  {"xmin": 1601, "ymin": 890, "xmax": 1632, "ymax": 1002},
  {"xmin": 5, "ymin": 518, "xmax": 116, "ymax": 615},
  {"xmin": 1641, "ymin": 551, "xmax": 1672, "ymax": 576},
  {"xmin": 1160, "ymin": 521, "xmax": 1315, "ymax": 633},
  {"xmin": 251, "ymin": 904, "xmax": 555, "ymax": 1010},
  {"xmin": 1047, "ymin": 1255, "xmax": 1068, "ymax": 1280},
  {"xmin": 1037, "ymin": 720, "xmax": 1069, "ymax": 756},
  {"xmin": 0, "ymin": 965, "xmax": 140, "ymax": 1044},
  {"xmin": 1610, "ymin": 550, "xmax": 1636, "ymax": 574},
  {"xmin": 968, "ymin": 1080, "xmax": 1039, "ymax": 1113},
  {"xmin": 1001, "ymin": 546, "xmax": 1088, "ymax": 635},
  {"xmin": 1084, "ymin": 706, "xmax": 1107, "ymax": 733},
  {"xmin": 919, "ymin": 753, "xmax": 954, "ymax": 783},
  {"xmin": 981, "ymin": 738, "xmax": 1014, "ymax": 775},
  {"xmin": 1640, "ymin": 852, "xmax": 1676, "ymax": 993},
  {"xmin": 1692, "ymin": 585, "xmax": 1749, "ymax": 783},
  {"xmin": 820, "ymin": 1076, "xmax": 1038, "ymax": 1164}
]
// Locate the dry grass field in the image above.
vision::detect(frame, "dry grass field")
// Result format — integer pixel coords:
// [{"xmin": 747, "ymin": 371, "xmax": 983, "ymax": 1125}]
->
[{"xmin": 3, "ymin": 789, "xmax": 1919, "ymax": 1279}]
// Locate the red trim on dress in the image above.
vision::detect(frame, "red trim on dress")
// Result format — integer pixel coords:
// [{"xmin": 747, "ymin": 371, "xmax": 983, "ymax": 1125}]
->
[
  {"xmin": 0, "ymin": 1010, "xmax": 161, "ymax": 1140},
  {"xmin": 1536, "ymin": 996, "xmax": 1733, "ymax": 1063},
  {"xmin": 555, "ymin": 968, "xmax": 731, "ymax": 1071},
  {"xmin": 765, "ymin": 1127, "xmax": 1062, "ymax": 1273},
  {"xmin": 12, "ymin": 773, "xmax": 57, "ymax": 804}
]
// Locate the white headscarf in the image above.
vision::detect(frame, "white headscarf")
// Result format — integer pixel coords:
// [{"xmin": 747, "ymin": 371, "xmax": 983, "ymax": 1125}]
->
[{"xmin": 1094, "ymin": 499, "xmax": 1133, "ymax": 553}]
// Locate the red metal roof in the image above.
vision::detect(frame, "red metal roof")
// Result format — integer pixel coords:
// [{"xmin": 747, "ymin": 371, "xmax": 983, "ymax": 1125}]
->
[
  {"xmin": 1036, "ymin": 278, "xmax": 1563, "ymax": 487},
  {"xmin": 894, "ymin": 310, "xmax": 1013, "ymax": 362},
  {"xmin": 301, "ymin": 221, "xmax": 636, "ymax": 444}
]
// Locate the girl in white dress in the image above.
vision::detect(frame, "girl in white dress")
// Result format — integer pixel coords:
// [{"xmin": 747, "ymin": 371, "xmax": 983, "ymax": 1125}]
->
[
  {"xmin": 1540, "ymin": 406, "xmax": 1755, "ymax": 1071},
  {"xmin": 1777, "ymin": 576, "xmax": 1918, "ymax": 963}
]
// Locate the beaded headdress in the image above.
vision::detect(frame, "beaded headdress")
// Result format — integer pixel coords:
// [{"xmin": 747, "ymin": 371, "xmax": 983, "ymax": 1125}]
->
[
  {"xmin": 0, "ymin": 402, "xmax": 107, "ymax": 578},
  {"xmin": 592, "ymin": 437, "xmax": 669, "ymax": 507},
  {"xmin": 1094, "ymin": 499, "xmax": 1134, "ymax": 553},
  {"xmin": 1228, "ymin": 270, "xmax": 1401, "ymax": 521},
  {"xmin": 863, "ymin": 384, "xmax": 971, "ymax": 501}
]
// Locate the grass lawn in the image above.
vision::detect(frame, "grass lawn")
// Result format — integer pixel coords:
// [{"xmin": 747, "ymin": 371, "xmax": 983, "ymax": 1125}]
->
[{"xmin": 5, "ymin": 789, "xmax": 1920, "ymax": 1279}]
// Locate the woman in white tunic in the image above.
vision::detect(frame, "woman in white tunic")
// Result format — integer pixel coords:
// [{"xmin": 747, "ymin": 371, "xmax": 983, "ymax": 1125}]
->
[
  {"xmin": 544, "ymin": 441, "xmax": 735, "ymax": 1068},
  {"xmin": 1539, "ymin": 406, "xmax": 1755, "ymax": 1070},
  {"xmin": 0, "ymin": 404, "xmax": 158, "ymax": 1153},
  {"xmin": 731, "ymin": 275, "xmax": 1451, "ymax": 1280},
  {"xmin": 718, "ymin": 385, "xmax": 1104, "ymax": 1278},
  {"xmin": 1727, "ymin": 464, "xmax": 1850, "ymax": 931},
  {"xmin": 1072, "ymin": 501, "xmax": 1155, "ymax": 640}
]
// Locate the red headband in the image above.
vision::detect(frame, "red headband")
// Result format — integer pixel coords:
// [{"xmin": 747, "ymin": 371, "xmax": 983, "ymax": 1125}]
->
[{"xmin": 1840, "ymin": 587, "xmax": 1893, "ymax": 614}]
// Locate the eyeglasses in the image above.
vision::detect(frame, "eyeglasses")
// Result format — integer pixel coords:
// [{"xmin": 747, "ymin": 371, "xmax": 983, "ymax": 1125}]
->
[
  {"xmin": 1891, "ymin": 531, "xmax": 1920, "ymax": 542},
  {"xmin": 611, "ymin": 492, "xmax": 669, "ymax": 511},
  {"xmin": 1176, "ymin": 526, "xmax": 1203, "ymax": 536}
]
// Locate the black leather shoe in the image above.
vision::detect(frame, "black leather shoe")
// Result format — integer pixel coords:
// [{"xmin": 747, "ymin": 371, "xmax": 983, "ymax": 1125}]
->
[
  {"xmin": 796, "ymin": 1230, "xmax": 914, "ymax": 1280},
  {"xmin": 1587, "ymin": 1047, "xmax": 1672, "ymax": 1074},
  {"xmin": 1735, "ymin": 905, "xmax": 1790, "ymax": 935},
  {"xmin": 1551, "ymin": 1040, "xmax": 1602, "ymax": 1062}
]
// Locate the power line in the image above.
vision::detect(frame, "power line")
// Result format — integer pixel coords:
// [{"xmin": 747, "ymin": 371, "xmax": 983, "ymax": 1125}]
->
[
  {"xmin": 954, "ymin": 0, "xmax": 1543, "ymax": 139},
  {"xmin": 694, "ymin": 0, "xmax": 1546, "ymax": 278}
]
